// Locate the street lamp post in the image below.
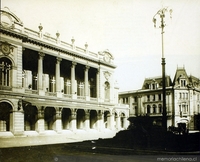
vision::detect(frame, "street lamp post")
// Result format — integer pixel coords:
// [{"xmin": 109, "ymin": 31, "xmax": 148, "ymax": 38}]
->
[{"xmin": 153, "ymin": 7, "xmax": 172, "ymax": 130}]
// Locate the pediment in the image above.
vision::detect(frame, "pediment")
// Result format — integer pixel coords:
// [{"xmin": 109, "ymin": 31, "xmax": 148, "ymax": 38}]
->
[{"xmin": 0, "ymin": 7, "xmax": 23, "ymax": 29}]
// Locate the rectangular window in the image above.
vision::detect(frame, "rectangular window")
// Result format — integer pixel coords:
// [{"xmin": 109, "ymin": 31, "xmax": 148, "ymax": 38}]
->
[
  {"xmin": 152, "ymin": 84, "xmax": 155, "ymax": 89},
  {"xmin": 181, "ymin": 79, "xmax": 186, "ymax": 87},
  {"xmin": 179, "ymin": 105, "xmax": 182, "ymax": 117},
  {"xmin": 147, "ymin": 95, "xmax": 150, "ymax": 101},
  {"xmin": 126, "ymin": 97, "xmax": 128, "ymax": 104},
  {"xmin": 158, "ymin": 94, "xmax": 162, "ymax": 100},
  {"xmin": 153, "ymin": 95, "xmax": 156, "ymax": 101},
  {"xmin": 186, "ymin": 93, "xmax": 188, "ymax": 99},
  {"xmin": 134, "ymin": 97, "xmax": 137, "ymax": 102},
  {"xmin": 182, "ymin": 104, "xmax": 187, "ymax": 113}
]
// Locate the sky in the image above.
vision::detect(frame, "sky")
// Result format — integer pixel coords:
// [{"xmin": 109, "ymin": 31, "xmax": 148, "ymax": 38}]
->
[{"xmin": 2, "ymin": 0, "xmax": 200, "ymax": 92}]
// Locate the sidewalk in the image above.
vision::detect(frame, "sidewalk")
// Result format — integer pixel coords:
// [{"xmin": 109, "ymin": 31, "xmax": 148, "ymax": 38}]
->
[{"xmin": 0, "ymin": 129, "xmax": 117, "ymax": 148}]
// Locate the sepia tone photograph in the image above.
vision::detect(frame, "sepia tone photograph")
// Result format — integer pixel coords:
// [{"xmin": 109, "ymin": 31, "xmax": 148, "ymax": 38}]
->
[{"xmin": 0, "ymin": 0, "xmax": 200, "ymax": 161}]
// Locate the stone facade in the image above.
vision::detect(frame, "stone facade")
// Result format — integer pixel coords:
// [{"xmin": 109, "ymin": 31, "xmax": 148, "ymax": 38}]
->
[
  {"xmin": 119, "ymin": 68, "xmax": 200, "ymax": 130},
  {"xmin": 0, "ymin": 8, "xmax": 129, "ymax": 140}
]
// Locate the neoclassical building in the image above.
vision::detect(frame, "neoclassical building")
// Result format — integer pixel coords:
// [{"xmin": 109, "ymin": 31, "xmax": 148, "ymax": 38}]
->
[
  {"xmin": 119, "ymin": 67, "xmax": 200, "ymax": 130},
  {"xmin": 0, "ymin": 8, "xmax": 129, "ymax": 139}
]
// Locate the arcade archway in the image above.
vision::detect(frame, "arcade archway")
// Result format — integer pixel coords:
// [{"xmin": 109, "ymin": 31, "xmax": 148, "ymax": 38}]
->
[
  {"xmin": 24, "ymin": 105, "xmax": 38, "ymax": 131},
  {"xmin": 0, "ymin": 101, "xmax": 12, "ymax": 131},
  {"xmin": 90, "ymin": 110, "xmax": 97, "ymax": 129},
  {"xmin": 44, "ymin": 107, "xmax": 56, "ymax": 130},
  {"xmin": 62, "ymin": 108, "xmax": 71, "ymax": 130},
  {"xmin": 77, "ymin": 109, "xmax": 85, "ymax": 129}
]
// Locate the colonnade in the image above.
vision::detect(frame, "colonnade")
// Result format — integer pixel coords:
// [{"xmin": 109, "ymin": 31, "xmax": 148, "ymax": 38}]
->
[{"xmin": 23, "ymin": 51, "xmax": 102, "ymax": 100}]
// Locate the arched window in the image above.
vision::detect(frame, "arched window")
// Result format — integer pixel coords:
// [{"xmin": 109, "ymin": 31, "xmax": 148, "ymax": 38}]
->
[
  {"xmin": 153, "ymin": 104, "xmax": 157, "ymax": 113},
  {"xmin": 0, "ymin": 57, "xmax": 12, "ymax": 86},
  {"xmin": 135, "ymin": 106, "xmax": 138, "ymax": 115},
  {"xmin": 147, "ymin": 105, "xmax": 151, "ymax": 114},
  {"xmin": 104, "ymin": 81, "xmax": 110, "ymax": 101}
]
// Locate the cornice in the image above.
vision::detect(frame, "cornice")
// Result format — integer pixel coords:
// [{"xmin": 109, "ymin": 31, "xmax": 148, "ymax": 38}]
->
[{"xmin": 0, "ymin": 28, "xmax": 116, "ymax": 68}]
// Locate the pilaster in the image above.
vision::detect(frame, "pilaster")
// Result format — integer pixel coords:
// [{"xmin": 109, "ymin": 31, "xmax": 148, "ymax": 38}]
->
[{"xmin": 10, "ymin": 99, "xmax": 24, "ymax": 135}]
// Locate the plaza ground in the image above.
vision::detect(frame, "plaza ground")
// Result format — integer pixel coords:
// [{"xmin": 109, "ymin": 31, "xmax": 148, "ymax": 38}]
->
[
  {"xmin": 0, "ymin": 129, "xmax": 199, "ymax": 162},
  {"xmin": 0, "ymin": 129, "xmax": 116, "ymax": 148}
]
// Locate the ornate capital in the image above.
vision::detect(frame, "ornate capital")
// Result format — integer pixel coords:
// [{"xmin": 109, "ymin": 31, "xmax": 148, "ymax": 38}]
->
[
  {"xmin": 85, "ymin": 65, "xmax": 90, "ymax": 71},
  {"xmin": 71, "ymin": 61, "xmax": 77, "ymax": 68},
  {"xmin": 38, "ymin": 52, "xmax": 45, "ymax": 59},
  {"xmin": 56, "ymin": 57, "xmax": 62, "ymax": 63}
]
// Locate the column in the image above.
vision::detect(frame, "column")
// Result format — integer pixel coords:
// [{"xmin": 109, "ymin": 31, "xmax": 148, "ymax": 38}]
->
[
  {"xmin": 71, "ymin": 62, "xmax": 77, "ymax": 99},
  {"xmin": 70, "ymin": 109, "xmax": 77, "ymax": 131},
  {"xmin": 97, "ymin": 110, "xmax": 104, "ymax": 131},
  {"xmin": 109, "ymin": 112, "xmax": 115, "ymax": 130},
  {"xmin": 96, "ymin": 69, "xmax": 100, "ymax": 100},
  {"xmin": 56, "ymin": 57, "xmax": 62, "ymax": 97},
  {"xmin": 84, "ymin": 110, "xmax": 90, "ymax": 130},
  {"xmin": 123, "ymin": 116, "xmax": 128, "ymax": 129},
  {"xmin": 35, "ymin": 106, "xmax": 45, "ymax": 134},
  {"xmin": 38, "ymin": 52, "xmax": 45, "ymax": 95},
  {"xmin": 84, "ymin": 66, "xmax": 90, "ymax": 100},
  {"xmin": 115, "ymin": 114, "xmax": 121, "ymax": 130},
  {"xmin": 53, "ymin": 107, "xmax": 62, "ymax": 133},
  {"xmin": 10, "ymin": 100, "xmax": 24, "ymax": 135}
]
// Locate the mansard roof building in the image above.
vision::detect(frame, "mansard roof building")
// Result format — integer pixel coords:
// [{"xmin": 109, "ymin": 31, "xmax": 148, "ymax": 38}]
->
[
  {"xmin": 0, "ymin": 7, "xmax": 129, "ymax": 143},
  {"xmin": 119, "ymin": 67, "xmax": 200, "ymax": 130}
]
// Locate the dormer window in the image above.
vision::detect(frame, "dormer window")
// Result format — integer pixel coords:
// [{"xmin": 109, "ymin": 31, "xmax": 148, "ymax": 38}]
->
[
  {"xmin": 148, "ymin": 82, "xmax": 158, "ymax": 90},
  {"xmin": 152, "ymin": 83, "xmax": 155, "ymax": 89},
  {"xmin": 180, "ymin": 79, "xmax": 186, "ymax": 87}
]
